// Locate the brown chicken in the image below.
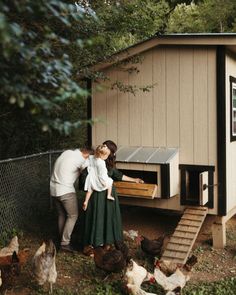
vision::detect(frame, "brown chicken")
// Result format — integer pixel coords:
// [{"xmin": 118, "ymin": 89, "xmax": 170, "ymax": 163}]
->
[
  {"xmin": 0, "ymin": 249, "xmax": 29, "ymax": 289},
  {"xmin": 114, "ymin": 241, "xmax": 129, "ymax": 262},
  {"xmin": 94, "ymin": 244, "xmax": 128, "ymax": 273},
  {"xmin": 184, "ymin": 254, "xmax": 198, "ymax": 271},
  {"xmin": 0, "ymin": 236, "xmax": 19, "ymax": 257},
  {"xmin": 139, "ymin": 235, "xmax": 165, "ymax": 257},
  {"xmin": 155, "ymin": 259, "xmax": 179, "ymax": 276},
  {"xmin": 32, "ymin": 240, "xmax": 57, "ymax": 294}
]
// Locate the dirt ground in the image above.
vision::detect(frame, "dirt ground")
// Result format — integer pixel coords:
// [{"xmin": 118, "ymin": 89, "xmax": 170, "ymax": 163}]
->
[
  {"xmin": 2, "ymin": 205, "xmax": 236, "ymax": 294},
  {"xmin": 122, "ymin": 205, "xmax": 236, "ymax": 283}
]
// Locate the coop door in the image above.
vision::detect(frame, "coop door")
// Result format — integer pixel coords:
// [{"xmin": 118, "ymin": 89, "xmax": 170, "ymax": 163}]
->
[{"xmin": 199, "ymin": 171, "xmax": 209, "ymax": 206}]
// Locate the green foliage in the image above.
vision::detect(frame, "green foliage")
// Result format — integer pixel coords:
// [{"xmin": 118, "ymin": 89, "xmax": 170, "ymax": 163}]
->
[
  {"xmin": 167, "ymin": 3, "xmax": 204, "ymax": 33},
  {"xmin": 77, "ymin": 0, "xmax": 170, "ymax": 70},
  {"xmin": 0, "ymin": 227, "xmax": 23, "ymax": 246},
  {"xmin": 183, "ymin": 277, "xmax": 236, "ymax": 295},
  {"xmin": 167, "ymin": 0, "xmax": 236, "ymax": 33},
  {"xmin": 0, "ymin": 1, "xmax": 94, "ymax": 132}
]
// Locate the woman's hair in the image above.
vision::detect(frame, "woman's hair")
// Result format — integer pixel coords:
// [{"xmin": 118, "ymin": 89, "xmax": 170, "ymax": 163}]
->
[
  {"xmin": 94, "ymin": 144, "xmax": 110, "ymax": 158},
  {"xmin": 103, "ymin": 140, "xmax": 117, "ymax": 169}
]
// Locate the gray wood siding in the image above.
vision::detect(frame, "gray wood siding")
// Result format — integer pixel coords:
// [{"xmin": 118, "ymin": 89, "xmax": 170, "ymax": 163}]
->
[
  {"xmin": 92, "ymin": 46, "xmax": 217, "ymax": 168},
  {"xmin": 226, "ymin": 53, "xmax": 236, "ymax": 213}
]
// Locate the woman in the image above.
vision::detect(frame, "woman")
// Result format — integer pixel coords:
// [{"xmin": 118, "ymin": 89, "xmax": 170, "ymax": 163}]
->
[{"xmin": 80, "ymin": 140, "xmax": 143, "ymax": 253}]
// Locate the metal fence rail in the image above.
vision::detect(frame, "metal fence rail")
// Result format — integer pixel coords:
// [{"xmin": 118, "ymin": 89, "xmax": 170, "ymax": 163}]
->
[{"xmin": 0, "ymin": 151, "xmax": 62, "ymax": 235}]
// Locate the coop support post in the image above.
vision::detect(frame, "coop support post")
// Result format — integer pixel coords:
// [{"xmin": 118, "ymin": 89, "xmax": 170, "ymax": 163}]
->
[{"xmin": 212, "ymin": 218, "xmax": 226, "ymax": 249}]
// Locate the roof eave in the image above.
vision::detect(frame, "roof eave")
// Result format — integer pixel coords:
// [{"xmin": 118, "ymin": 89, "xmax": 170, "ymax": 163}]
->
[{"xmin": 92, "ymin": 34, "xmax": 236, "ymax": 72}]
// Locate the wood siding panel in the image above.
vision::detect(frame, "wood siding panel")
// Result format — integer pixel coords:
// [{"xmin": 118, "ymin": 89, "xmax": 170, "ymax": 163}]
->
[
  {"xmin": 129, "ymin": 62, "xmax": 142, "ymax": 146},
  {"xmin": 180, "ymin": 49, "xmax": 194, "ymax": 163},
  {"xmin": 193, "ymin": 49, "xmax": 208, "ymax": 164},
  {"xmin": 91, "ymin": 82, "xmax": 96, "ymax": 145},
  {"xmin": 207, "ymin": 49, "xmax": 217, "ymax": 165},
  {"xmin": 106, "ymin": 69, "xmax": 118, "ymax": 143},
  {"xmin": 141, "ymin": 51, "xmax": 154, "ymax": 146},
  {"xmin": 207, "ymin": 48, "xmax": 218, "ymax": 215},
  {"xmin": 153, "ymin": 48, "xmax": 166, "ymax": 147},
  {"xmin": 117, "ymin": 70, "xmax": 130, "ymax": 146},
  {"xmin": 166, "ymin": 48, "xmax": 180, "ymax": 147},
  {"xmin": 92, "ymin": 81, "xmax": 107, "ymax": 146}
]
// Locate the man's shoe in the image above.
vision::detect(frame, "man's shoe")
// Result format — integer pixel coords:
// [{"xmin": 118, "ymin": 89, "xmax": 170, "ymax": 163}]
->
[{"xmin": 60, "ymin": 244, "xmax": 77, "ymax": 253}]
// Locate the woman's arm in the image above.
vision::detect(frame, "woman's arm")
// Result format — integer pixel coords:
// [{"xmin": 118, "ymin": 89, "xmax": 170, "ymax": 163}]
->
[{"xmin": 122, "ymin": 175, "xmax": 144, "ymax": 184}]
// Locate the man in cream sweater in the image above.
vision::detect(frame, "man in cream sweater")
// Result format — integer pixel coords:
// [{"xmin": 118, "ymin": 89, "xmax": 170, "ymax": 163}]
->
[{"xmin": 50, "ymin": 148, "xmax": 91, "ymax": 252}]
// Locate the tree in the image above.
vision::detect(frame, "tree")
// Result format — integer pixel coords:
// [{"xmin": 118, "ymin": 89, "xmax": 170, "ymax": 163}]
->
[
  {"xmin": 0, "ymin": 1, "xmax": 96, "ymax": 133},
  {"xmin": 167, "ymin": 0, "xmax": 236, "ymax": 33},
  {"xmin": 167, "ymin": 3, "xmax": 204, "ymax": 33}
]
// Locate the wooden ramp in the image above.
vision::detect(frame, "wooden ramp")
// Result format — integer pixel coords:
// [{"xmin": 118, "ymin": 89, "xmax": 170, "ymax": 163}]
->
[{"xmin": 161, "ymin": 206, "xmax": 208, "ymax": 265}]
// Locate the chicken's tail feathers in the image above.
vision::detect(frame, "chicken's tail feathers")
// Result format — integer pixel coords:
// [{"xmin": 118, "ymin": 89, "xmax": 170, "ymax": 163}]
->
[{"xmin": 12, "ymin": 251, "xmax": 19, "ymax": 263}]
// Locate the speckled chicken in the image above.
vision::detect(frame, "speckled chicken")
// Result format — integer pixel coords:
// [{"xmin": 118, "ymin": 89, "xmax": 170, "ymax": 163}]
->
[
  {"xmin": 139, "ymin": 235, "xmax": 165, "ymax": 257},
  {"xmin": 32, "ymin": 240, "xmax": 57, "ymax": 293},
  {"xmin": 94, "ymin": 243, "xmax": 127, "ymax": 273}
]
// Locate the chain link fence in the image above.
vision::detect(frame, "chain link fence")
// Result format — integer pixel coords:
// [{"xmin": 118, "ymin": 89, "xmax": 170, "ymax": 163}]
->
[{"xmin": 0, "ymin": 151, "xmax": 62, "ymax": 236}]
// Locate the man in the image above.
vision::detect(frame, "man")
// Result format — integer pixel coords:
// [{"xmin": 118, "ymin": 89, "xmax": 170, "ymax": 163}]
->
[{"xmin": 50, "ymin": 147, "xmax": 92, "ymax": 252}]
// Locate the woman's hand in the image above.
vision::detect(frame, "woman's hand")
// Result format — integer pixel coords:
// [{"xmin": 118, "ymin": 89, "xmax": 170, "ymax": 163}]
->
[
  {"xmin": 122, "ymin": 175, "xmax": 144, "ymax": 183},
  {"xmin": 134, "ymin": 178, "xmax": 144, "ymax": 184}
]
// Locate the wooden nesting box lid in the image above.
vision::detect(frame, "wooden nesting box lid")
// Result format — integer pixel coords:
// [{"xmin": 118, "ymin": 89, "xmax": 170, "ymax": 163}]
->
[{"xmin": 114, "ymin": 181, "xmax": 157, "ymax": 199}]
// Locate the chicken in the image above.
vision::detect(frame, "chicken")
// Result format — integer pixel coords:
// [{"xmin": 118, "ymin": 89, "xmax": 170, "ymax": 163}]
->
[
  {"xmin": 0, "ymin": 250, "xmax": 26, "ymax": 289},
  {"xmin": 127, "ymin": 283, "xmax": 157, "ymax": 295},
  {"xmin": 32, "ymin": 240, "xmax": 57, "ymax": 293},
  {"xmin": 114, "ymin": 240, "xmax": 129, "ymax": 262},
  {"xmin": 0, "ymin": 249, "xmax": 30, "ymax": 266},
  {"xmin": 138, "ymin": 235, "xmax": 165, "ymax": 257},
  {"xmin": 156, "ymin": 260, "xmax": 179, "ymax": 276},
  {"xmin": 0, "ymin": 236, "xmax": 19, "ymax": 257},
  {"xmin": 166, "ymin": 290, "xmax": 180, "ymax": 295},
  {"xmin": 154, "ymin": 264, "xmax": 189, "ymax": 293},
  {"xmin": 184, "ymin": 255, "xmax": 198, "ymax": 271},
  {"xmin": 125, "ymin": 259, "xmax": 155, "ymax": 287},
  {"xmin": 93, "ymin": 245, "xmax": 126, "ymax": 273},
  {"xmin": 123, "ymin": 230, "xmax": 139, "ymax": 241}
]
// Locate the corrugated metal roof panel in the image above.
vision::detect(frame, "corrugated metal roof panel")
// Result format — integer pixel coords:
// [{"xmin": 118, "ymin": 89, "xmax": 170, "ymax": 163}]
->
[{"xmin": 116, "ymin": 147, "xmax": 178, "ymax": 164}]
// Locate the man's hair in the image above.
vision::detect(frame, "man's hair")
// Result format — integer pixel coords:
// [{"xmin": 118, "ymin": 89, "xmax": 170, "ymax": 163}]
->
[{"xmin": 80, "ymin": 146, "xmax": 94, "ymax": 154}]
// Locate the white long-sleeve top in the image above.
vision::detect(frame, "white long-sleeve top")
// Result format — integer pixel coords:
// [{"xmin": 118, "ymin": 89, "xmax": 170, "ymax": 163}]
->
[
  {"xmin": 84, "ymin": 155, "xmax": 113, "ymax": 192},
  {"xmin": 50, "ymin": 149, "xmax": 88, "ymax": 196}
]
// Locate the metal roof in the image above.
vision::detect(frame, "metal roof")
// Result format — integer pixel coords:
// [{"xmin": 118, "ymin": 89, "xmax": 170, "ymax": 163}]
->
[{"xmin": 116, "ymin": 146, "xmax": 178, "ymax": 164}]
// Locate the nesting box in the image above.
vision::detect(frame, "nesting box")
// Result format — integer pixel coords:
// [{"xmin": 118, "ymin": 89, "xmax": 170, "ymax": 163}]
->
[{"xmin": 114, "ymin": 146, "xmax": 179, "ymax": 199}]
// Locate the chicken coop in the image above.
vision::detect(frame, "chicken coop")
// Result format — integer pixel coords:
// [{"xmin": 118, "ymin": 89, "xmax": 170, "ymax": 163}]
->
[{"xmin": 87, "ymin": 33, "xmax": 236, "ymax": 257}]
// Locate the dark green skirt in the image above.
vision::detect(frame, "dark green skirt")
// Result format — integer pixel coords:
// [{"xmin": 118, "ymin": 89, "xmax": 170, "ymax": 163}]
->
[{"xmin": 83, "ymin": 186, "xmax": 123, "ymax": 247}]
